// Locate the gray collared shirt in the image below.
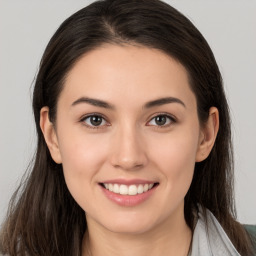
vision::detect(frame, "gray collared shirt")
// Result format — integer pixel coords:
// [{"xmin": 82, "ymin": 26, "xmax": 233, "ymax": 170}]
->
[{"xmin": 189, "ymin": 206, "xmax": 240, "ymax": 256}]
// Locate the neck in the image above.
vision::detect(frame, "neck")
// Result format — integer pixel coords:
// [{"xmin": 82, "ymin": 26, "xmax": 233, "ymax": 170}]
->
[{"xmin": 82, "ymin": 206, "xmax": 192, "ymax": 256}]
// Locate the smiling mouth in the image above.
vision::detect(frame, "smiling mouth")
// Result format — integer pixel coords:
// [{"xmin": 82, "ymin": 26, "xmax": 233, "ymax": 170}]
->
[{"xmin": 100, "ymin": 183, "xmax": 159, "ymax": 196}]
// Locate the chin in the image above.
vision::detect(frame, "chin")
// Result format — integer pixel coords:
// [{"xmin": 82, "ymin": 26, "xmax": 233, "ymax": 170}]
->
[
  {"xmin": 98, "ymin": 212, "xmax": 161, "ymax": 235},
  {"xmin": 105, "ymin": 222, "xmax": 154, "ymax": 235}
]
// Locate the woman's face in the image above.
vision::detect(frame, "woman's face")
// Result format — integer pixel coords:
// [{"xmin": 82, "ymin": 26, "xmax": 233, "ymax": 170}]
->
[{"xmin": 44, "ymin": 45, "xmax": 210, "ymax": 234}]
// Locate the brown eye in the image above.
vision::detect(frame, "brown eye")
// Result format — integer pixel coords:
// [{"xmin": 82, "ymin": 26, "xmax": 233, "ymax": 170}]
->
[
  {"xmin": 148, "ymin": 114, "xmax": 175, "ymax": 127},
  {"xmin": 90, "ymin": 116, "xmax": 103, "ymax": 126},
  {"xmin": 82, "ymin": 115, "xmax": 107, "ymax": 127},
  {"xmin": 155, "ymin": 115, "xmax": 167, "ymax": 126}
]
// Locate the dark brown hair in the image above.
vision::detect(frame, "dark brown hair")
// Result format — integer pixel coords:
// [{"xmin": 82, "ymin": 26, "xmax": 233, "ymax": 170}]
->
[{"xmin": 0, "ymin": 0, "xmax": 254, "ymax": 255}]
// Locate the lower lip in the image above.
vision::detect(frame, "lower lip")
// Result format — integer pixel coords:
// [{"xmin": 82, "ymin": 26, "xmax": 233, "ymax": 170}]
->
[{"xmin": 100, "ymin": 185, "xmax": 157, "ymax": 207}]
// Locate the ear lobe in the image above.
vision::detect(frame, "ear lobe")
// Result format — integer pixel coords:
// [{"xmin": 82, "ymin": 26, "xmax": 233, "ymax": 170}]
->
[
  {"xmin": 40, "ymin": 107, "xmax": 62, "ymax": 164},
  {"xmin": 196, "ymin": 107, "xmax": 219, "ymax": 162}
]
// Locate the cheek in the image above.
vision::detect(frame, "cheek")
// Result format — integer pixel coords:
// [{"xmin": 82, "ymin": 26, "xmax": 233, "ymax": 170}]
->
[
  {"xmin": 152, "ymin": 127, "xmax": 198, "ymax": 162},
  {"xmin": 58, "ymin": 125, "xmax": 109, "ymax": 173},
  {"xmin": 56, "ymin": 127, "xmax": 110, "ymax": 208},
  {"xmin": 149, "ymin": 125, "xmax": 199, "ymax": 190}
]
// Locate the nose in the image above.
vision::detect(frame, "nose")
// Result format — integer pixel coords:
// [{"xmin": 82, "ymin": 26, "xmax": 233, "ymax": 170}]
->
[{"xmin": 109, "ymin": 124, "xmax": 148, "ymax": 171}]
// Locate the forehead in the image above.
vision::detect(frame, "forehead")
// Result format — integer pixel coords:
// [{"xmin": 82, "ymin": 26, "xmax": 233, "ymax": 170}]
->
[{"xmin": 60, "ymin": 44, "xmax": 196, "ymax": 109}]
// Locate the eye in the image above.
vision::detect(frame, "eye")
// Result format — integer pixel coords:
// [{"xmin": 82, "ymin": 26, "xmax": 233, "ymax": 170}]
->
[
  {"xmin": 147, "ymin": 114, "xmax": 175, "ymax": 127},
  {"xmin": 81, "ymin": 115, "xmax": 108, "ymax": 128}
]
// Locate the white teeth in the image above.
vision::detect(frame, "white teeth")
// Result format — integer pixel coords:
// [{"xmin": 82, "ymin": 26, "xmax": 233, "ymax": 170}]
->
[
  {"xmin": 109, "ymin": 184, "xmax": 113, "ymax": 192},
  {"xmin": 143, "ymin": 184, "xmax": 149, "ymax": 192},
  {"xmin": 103, "ymin": 183, "xmax": 155, "ymax": 195},
  {"xmin": 120, "ymin": 184, "xmax": 128, "ymax": 195},
  {"xmin": 137, "ymin": 184, "xmax": 144, "ymax": 194},
  {"xmin": 128, "ymin": 185, "xmax": 137, "ymax": 195},
  {"xmin": 113, "ymin": 184, "xmax": 119, "ymax": 193}
]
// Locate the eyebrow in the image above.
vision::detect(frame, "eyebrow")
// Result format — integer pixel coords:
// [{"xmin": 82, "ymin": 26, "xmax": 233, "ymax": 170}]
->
[
  {"xmin": 144, "ymin": 97, "xmax": 186, "ymax": 109},
  {"xmin": 71, "ymin": 97, "xmax": 115, "ymax": 109},
  {"xmin": 71, "ymin": 96, "xmax": 186, "ymax": 109}
]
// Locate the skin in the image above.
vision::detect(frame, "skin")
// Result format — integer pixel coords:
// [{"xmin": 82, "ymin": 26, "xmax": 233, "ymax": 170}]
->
[{"xmin": 40, "ymin": 44, "xmax": 219, "ymax": 256}]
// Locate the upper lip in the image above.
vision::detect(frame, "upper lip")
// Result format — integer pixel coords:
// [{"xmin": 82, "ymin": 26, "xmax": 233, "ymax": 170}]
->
[{"xmin": 100, "ymin": 179, "xmax": 158, "ymax": 185}]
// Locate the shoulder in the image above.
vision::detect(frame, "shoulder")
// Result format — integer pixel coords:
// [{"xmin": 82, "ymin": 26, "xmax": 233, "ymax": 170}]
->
[
  {"xmin": 244, "ymin": 224, "xmax": 256, "ymax": 237},
  {"xmin": 191, "ymin": 206, "xmax": 241, "ymax": 255},
  {"xmin": 244, "ymin": 224, "xmax": 256, "ymax": 253}
]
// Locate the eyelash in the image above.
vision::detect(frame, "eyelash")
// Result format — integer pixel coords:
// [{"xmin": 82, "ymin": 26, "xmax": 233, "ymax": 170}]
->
[
  {"xmin": 80, "ymin": 113, "xmax": 176, "ymax": 130},
  {"xmin": 80, "ymin": 113, "xmax": 109, "ymax": 130},
  {"xmin": 147, "ymin": 113, "xmax": 176, "ymax": 129}
]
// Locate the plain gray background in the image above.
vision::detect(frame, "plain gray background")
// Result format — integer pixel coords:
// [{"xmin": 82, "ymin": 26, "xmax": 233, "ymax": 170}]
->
[{"xmin": 0, "ymin": 1, "xmax": 255, "ymax": 224}]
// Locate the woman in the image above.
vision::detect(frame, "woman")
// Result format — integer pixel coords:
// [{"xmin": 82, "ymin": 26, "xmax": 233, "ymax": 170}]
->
[{"xmin": 0, "ymin": 0, "xmax": 255, "ymax": 255}]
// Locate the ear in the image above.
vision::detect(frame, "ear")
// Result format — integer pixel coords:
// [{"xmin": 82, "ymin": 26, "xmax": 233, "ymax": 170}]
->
[
  {"xmin": 40, "ymin": 106, "xmax": 62, "ymax": 164},
  {"xmin": 196, "ymin": 107, "xmax": 219, "ymax": 162}
]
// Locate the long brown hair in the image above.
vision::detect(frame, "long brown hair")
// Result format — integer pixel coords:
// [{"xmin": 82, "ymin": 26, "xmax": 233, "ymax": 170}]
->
[{"xmin": 0, "ymin": 0, "xmax": 254, "ymax": 255}]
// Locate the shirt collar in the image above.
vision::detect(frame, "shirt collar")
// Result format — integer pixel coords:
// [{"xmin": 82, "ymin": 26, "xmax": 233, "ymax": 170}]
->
[{"xmin": 189, "ymin": 205, "xmax": 240, "ymax": 256}]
